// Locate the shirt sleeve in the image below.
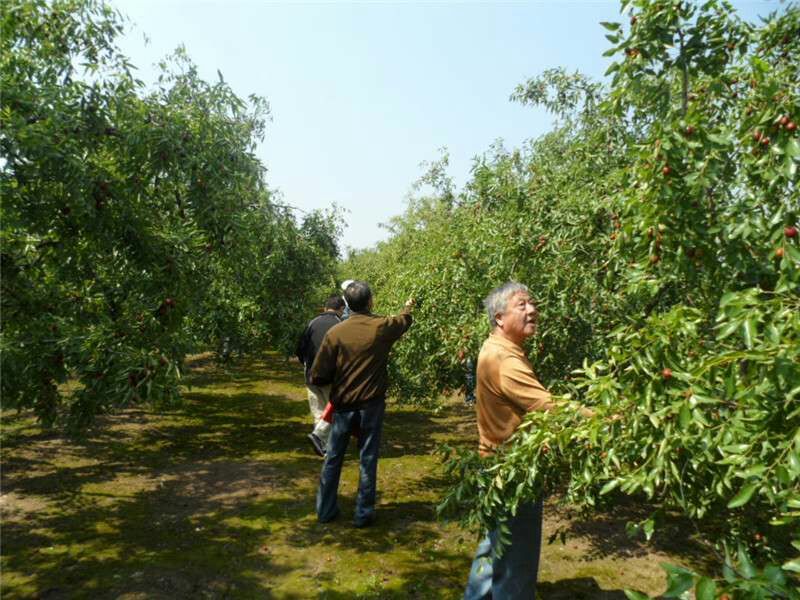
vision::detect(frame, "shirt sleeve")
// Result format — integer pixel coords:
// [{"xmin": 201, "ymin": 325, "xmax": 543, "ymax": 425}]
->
[
  {"xmin": 382, "ymin": 309, "xmax": 413, "ymax": 341},
  {"xmin": 310, "ymin": 332, "xmax": 337, "ymax": 386},
  {"xmin": 498, "ymin": 355, "xmax": 554, "ymax": 413}
]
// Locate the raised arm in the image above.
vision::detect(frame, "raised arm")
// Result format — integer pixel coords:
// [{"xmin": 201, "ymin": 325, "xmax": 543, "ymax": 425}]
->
[{"xmin": 383, "ymin": 298, "xmax": 415, "ymax": 341}]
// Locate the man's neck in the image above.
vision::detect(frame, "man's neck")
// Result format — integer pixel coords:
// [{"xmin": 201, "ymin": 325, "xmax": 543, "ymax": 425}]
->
[{"xmin": 494, "ymin": 328, "xmax": 524, "ymax": 348}]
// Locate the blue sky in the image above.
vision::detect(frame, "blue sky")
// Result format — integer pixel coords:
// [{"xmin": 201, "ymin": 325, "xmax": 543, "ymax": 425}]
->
[{"xmin": 111, "ymin": 1, "xmax": 783, "ymax": 251}]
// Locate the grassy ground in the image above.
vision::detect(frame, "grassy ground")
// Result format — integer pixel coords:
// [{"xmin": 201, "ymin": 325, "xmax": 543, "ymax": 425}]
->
[{"xmin": 2, "ymin": 352, "xmax": 706, "ymax": 599}]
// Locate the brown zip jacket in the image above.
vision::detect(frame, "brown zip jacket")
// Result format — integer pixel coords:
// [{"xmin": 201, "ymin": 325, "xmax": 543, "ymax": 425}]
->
[{"xmin": 309, "ymin": 309, "xmax": 412, "ymax": 411}]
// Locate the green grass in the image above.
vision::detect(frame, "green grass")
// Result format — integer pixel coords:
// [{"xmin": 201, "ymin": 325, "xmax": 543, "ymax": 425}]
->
[{"xmin": 1, "ymin": 352, "xmax": 703, "ymax": 599}]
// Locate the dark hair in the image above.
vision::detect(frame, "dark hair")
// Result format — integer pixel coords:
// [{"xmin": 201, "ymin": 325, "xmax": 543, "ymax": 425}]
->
[
  {"xmin": 324, "ymin": 295, "xmax": 345, "ymax": 311},
  {"xmin": 344, "ymin": 280, "xmax": 372, "ymax": 313}
]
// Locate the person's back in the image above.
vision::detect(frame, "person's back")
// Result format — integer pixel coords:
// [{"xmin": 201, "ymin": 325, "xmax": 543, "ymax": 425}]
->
[
  {"xmin": 309, "ymin": 280, "xmax": 415, "ymax": 528},
  {"xmin": 295, "ymin": 295, "xmax": 345, "ymax": 457},
  {"xmin": 296, "ymin": 312, "xmax": 341, "ymax": 377},
  {"xmin": 312, "ymin": 310, "xmax": 411, "ymax": 410}
]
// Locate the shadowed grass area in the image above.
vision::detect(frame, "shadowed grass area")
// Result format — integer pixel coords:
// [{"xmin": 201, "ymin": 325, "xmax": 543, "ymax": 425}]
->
[{"xmin": 2, "ymin": 352, "xmax": 702, "ymax": 598}]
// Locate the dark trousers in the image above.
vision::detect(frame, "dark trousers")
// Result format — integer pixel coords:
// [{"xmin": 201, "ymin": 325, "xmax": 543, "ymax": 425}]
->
[
  {"xmin": 316, "ymin": 399, "xmax": 386, "ymax": 525},
  {"xmin": 463, "ymin": 499, "xmax": 544, "ymax": 600}
]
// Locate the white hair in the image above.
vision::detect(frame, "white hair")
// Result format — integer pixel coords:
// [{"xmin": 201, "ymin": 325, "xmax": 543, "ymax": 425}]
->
[{"xmin": 484, "ymin": 282, "xmax": 530, "ymax": 329}]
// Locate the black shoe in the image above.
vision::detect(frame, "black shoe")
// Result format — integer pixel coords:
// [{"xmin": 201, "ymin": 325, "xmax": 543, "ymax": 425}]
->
[
  {"xmin": 308, "ymin": 433, "xmax": 325, "ymax": 457},
  {"xmin": 354, "ymin": 513, "xmax": 375, "ymax": 528},
  {"xmin": 318, "ymin": 508, "xmax": 340, "ymax": 524}
]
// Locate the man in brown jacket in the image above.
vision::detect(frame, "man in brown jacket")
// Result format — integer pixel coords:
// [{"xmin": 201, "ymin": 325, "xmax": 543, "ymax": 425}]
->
[
  {"xmin": 464, "ymin": 281, "xmax": 553, "ymax": 600},
  {"xmin": 310, "ymin": 280, "xmax": 414, "ymax": 527}
]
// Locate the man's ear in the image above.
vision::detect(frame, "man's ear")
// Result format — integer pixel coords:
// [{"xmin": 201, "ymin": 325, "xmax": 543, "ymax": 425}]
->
[{"xmin": 495, "ymin": 313, "xmax": 504, "ymax": 328}]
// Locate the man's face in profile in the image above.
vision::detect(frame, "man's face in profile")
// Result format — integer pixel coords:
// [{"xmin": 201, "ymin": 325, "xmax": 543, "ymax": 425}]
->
[{"xmin": 498, "ymin": 292, "xmax": 538, "ymax": 342}]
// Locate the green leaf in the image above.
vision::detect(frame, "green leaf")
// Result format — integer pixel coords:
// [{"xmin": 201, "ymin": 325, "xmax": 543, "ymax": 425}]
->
[
  {"xmin": 600, "ymin": 21, "xmax": 621, "ymax": 31},
  {"xmin": 783, "ymin": 558, "xmax": 800, "ymax": 573},
  {"xmin": 727, "ymin": 482, "xmax": 757, "ymax": 508},
  {"xmin": 695, "ymin": 577, "xmax": 716, "ymax": 600},
  {"xmin": 786, "ymin": 137, "xmax": 800, "ymax": 159},
  {"xmin": 720, "ymin": 444, "xmax": 750, "ymax": 454},
  {"xmin": 763, "ymin": 565, "xmax": 786, "ymax": 585},
  {"xmin": 679, "ymin": 404, "xmax": 692, "ymax": 429},
  {"xmin": 784, "ymin": 153, "xmax": 798, "ymax": 179},
  {"xmin": 738, "ymin": 543, "xmax": 756, "ymax": 579},
  {"xmin": 719, "ymin": 291, "xmax": 738, "ymax": 307},
  {"xmin": 600, "ymin": 479, "xmax": 620, "ymax": 495},
  {"xmin": 766, "ymin": 323, "xmax": 780, "ymax": 344},
  {"xmin": 788, "ymin": 451, "xmax": 800, "ymax": 476},
  {"xmin": 785, "ymin": 243, "xmax": 800, "ymax": 264},
  {"xmin": 707, "ymin": 133, "xmax": 732, "ymax": 146},
  {"xmin": 662, "ymin": 566, "xmax": 694, "ymax": 597},
  {"xmin": 742, "ymin": 318, "xmax": 757, "ymax": 349},
  {"xmin": 717, "ymin": 319, "xmax": 740, "ymax": 341},
  {"xmin": 624, "ymin": 591, "xmax": 651, "ymax": 600},
  {"xmin": 723, "ymin": 560, "xmax": 737, "ymax": 583},
  {"xmin": 643, "ymin": 517, "xmax": 655, "ymax": 541},
  {"xmin": 737, "ymin": 464, "xmax": 767, "ymax": 478}
]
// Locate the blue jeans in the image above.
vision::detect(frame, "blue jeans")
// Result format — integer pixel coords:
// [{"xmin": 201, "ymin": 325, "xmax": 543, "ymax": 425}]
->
[
  {"xmin": 464, "ymin": 499, "xmax": 544, "ymax": 600},
  {"xmin": 316, "ymin": 399, "xmax": 386, "ymax": 525}
]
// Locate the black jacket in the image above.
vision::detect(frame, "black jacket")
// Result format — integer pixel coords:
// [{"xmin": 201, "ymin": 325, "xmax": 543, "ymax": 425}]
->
[{"xmin": 295, "ymin": 311, "xmax": 341, "ymax": 383}]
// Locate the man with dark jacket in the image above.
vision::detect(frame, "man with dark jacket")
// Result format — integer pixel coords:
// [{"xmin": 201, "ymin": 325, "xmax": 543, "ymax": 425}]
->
[
  {"xmin": 295, "ymin": 295, "xmax": 345, "ymax": 457},
  {"xmin": 310, "ymin": 280, "xmax": 414, "ymax": 527}
]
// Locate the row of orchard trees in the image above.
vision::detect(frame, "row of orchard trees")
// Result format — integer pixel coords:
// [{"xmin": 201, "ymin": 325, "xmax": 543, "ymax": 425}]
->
[
  {"xmin": 344, "ymin": 0, "xmax": 799, "ymax": 596},
  {"xmin": 1, "ymin": 0, "xmax": 342, "ymax": 429}
]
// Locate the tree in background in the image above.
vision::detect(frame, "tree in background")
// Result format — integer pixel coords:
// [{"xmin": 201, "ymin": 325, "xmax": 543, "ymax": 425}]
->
[{"xmin": 1, "ymin": 0, "xmax": 342, "ymax": 429}]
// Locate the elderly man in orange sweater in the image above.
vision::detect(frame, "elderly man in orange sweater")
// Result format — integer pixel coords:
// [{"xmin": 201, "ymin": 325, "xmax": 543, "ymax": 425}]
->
[{"xmin": 463, "ymin": 281, "xmax": 555, "ymax": 600}]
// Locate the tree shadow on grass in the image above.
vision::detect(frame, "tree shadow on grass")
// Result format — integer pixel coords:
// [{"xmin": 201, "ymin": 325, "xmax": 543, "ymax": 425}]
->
[
  {"xmin": 382, "ymin": 406, "xmax": 473, "ymax": 458},
  {"xmin": 548, "ymin": 496, "xmax": 714, "ymax": 572},
  {"xmin": 286, "ymin": 501, "xmax": 468, "ymax": 599},
  {"xmin": 538, "ymin": 578, "xmax": 629, "ymax": 599},
  {"xmin": 2, "ymin": 473, "xmax": 467, "ymax": 599},
  {"xmin": 0, "ymin": 352, "xmax": 475, "ymax": 599},
  {"xmin": 274, "ymin": 497, "xmax": 638, "ymax": 600},
  {"xmin": 1, "ymin": 374, "xmax": 319, "ymax": 598},
  {"xmin": 1, "ymin": 462, "xmax": 303, "ymax": 599}
]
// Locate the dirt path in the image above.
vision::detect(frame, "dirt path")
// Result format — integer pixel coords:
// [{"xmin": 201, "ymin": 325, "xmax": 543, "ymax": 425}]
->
[{"xmin": 1, "ymin": 353, "xmax": 701, "ymax": 599}]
